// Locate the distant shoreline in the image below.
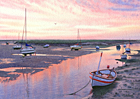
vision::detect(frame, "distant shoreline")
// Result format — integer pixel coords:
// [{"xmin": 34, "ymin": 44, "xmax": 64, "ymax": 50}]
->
[{"xmin": 2, "ymin": 39, "xmax": 140, "ymax": 47}]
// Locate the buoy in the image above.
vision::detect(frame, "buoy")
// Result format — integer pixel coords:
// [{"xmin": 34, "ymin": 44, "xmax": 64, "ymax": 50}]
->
[{"xmin": 107, "ymin": 65, "xmax": 110, "ymax": 69}]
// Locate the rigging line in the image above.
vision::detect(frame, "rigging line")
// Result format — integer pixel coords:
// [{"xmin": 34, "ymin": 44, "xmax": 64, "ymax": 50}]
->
[{"xmin": 67, "ymin": 80, "xmax": 90, "ymax": 95}]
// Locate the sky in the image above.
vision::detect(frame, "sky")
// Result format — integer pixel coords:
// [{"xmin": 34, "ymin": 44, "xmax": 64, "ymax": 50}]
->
[{"xmin": 0, "ymin": 0, "xmax": 140, "ymax": 40}]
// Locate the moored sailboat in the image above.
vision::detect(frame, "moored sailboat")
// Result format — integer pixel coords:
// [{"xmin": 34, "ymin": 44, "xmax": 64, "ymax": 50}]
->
[
  {"xmin": 70, "ymin": 29, "xmax": 82, "ymax": 51},
  {"xmin": 20, "ymin": 8, "xmax": 36, "ymax": 56}
]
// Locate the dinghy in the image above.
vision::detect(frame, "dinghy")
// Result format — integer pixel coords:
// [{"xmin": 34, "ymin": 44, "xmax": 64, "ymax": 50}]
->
[
  {"xmin": 123, "ymin": 44, "xmax": 126, "ymax": 48},
  {"xmin": 121, "ymin": 45, "xmax": 127, "ymax": 59},
  {"xmin": 43, "ymin": 44, "xmax": 49, "ymax": 48},
  {"xmin": 6, "ymin": 42, "xmax": 9, "ymax": 45},
  {"xmin": 70, "ymin": 44, "xmax": 81, "ymax": 51},
  {"xmin": 125, "ymin": 48, "xmax": 131, "ymax": 52},
  {"xmin": 96, "ymin": 46, "xmax": 100, "ymax": 50},
  {"xmin": 89, "ymin": 52, "xmax": 117, "ymax": 87},
  {"xmin": 13, "ymin": 45, "xmax": 22, "ymax": 50},
  {"xmin": 13, "ymin": 33, "xmax": 22, "ymax": 50},
  {"xmin": 121, "ymin": 54, "xmax": 127, "ymax": 59},
  {"xmin": 116, "ymin": 45, "xmax": 121, "ymax": 50}
]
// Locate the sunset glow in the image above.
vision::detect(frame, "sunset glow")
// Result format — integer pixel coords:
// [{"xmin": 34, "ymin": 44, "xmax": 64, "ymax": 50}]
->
[{"xmin": 0, "ymin": 0, "xmax": 140, "ymax": 40}]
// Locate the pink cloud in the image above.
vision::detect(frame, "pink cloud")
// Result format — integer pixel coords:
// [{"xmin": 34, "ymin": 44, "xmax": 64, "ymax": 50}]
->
[{"xmin": 0, "ymin": 0, "xmax": 140, "ymax": 40}]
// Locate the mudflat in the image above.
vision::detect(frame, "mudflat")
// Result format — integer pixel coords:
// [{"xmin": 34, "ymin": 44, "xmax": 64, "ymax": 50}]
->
[{"xmin": 1, "ymin": 40, "xmax": 140, "ymax": 99}]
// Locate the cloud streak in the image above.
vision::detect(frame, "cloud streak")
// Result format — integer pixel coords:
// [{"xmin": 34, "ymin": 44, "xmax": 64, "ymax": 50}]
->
[{"xmin": 0, "ymin": 0, "xmax": 140, "ymax": 40}]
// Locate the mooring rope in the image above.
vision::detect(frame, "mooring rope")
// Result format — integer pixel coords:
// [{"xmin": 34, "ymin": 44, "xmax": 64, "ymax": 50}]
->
[{"xmin": 67, "ymin": 80, "xmax": 91, "ymax": 95}]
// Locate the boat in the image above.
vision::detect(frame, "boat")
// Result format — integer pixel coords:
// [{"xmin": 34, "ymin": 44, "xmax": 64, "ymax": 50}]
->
[
  {"xmin": 70, "ymin": 44, "xmax": 82, "ymax": 51},
  {"xmin": 6, "ymin": 42, "xmax": 9, "ymax": 45},
  {"xmin": 13, "ymin": 33, "xmax": 22, "ymax": 50},
  {"xmin": 70, "ymin": 29, "xmax": 82, "ymax": 51},
  {"xmin": 116, "ymin": 45, "xmax": 121, "ymax": 50},
  {"xmin": 43, "ymin": 44, "xmax": 49, "ymax": 48},
  {"xmin": 121, "ymin": 53, "xmax": 127, "ymax": 59},
  {"xmin": 121, "ymin": 45, "xmax": 127, "ymax": 59},
  {"xmin": 125, "ymin": 48, "xmax": 131, "ymax": 52},
  {"xmin": 96, "ymin": 46, "xmax": 100, "ymax": 50},
  {"xmin": 20, "ymin": 8, "xmax": 36, "ymax": 56},
  {"xmin": 123, "ymin": 44, "xmax": 126, "ymax": 48},
  {"xmin": 89, "ymin": 52, "xmax": 117, "ymax": 87},
  {"xmin": 13, "ymin": 45, "xmax": 22, "ymax": 50}
]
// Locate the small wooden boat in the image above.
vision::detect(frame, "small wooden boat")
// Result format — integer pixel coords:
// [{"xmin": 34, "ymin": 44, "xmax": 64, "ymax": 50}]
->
[
  {"xmin": 6, "ymin": 42, "xmax": 9, "ymax": 45},
  {"xmin": 70, "ymin": 44, "xmax": 82, "ymax": 50},
  {"xmin": 121, "ymin": 54, "xmax": 127, "ymax": 59},
  {"xmin": 116, "ymin": 45, "xmax": 121, "ymax": 50},
  {"xmin": 13, "ymin": 33, "xmax": 22, "ymax": 50},
  {"xmin": 123, "ymin": 44, "xmax": 126, "ymax": 48},
  {"xmin": 89, "ymin": 69, "xmax": 117, "ymax": 87},
  {"xmin": 89, "ymin": 52, "xmax": 117, "ymax": 87},
  {"xmin": 121, "ymin": 45, "xmax": 127, "ymax": 59},
  {"xmin": 125, "ymin": 48, "xmax": 131, "ymax": 52},
  {"xmin": 96, "ymin": 46, "xmax": 100, "ymax": 50},
  {"xmin": 13, "ymin": 45, "xmax": 22, "ymax": 50},
  {"xmin": 43, "ymin": 44, "xmax": 49, "ymax": 48}
]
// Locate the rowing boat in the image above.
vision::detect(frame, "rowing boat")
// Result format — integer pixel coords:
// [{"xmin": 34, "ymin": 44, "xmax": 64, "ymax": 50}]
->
[
  {"xmin": 89, "ymin": 52, "xmax": 117, "ymax": 87},
  {"xmin": 89, "ymin": 68, "xmax": 117, "ymax": 87}
]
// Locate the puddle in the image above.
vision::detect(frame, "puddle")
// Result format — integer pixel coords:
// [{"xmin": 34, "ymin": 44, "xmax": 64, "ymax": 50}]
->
[
  {"xmin": 0, "ymin": 58, "xmax": 15, "ymax": 64},
  {"xmin": 12, "ymin": 53, "xmax": 69, "ymax": 57}
]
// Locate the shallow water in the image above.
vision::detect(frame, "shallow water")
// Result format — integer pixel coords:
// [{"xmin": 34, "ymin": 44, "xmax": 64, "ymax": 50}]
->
[{"xmin": 0, "ymin": 44, "xmax": 140, "ymax": 99}]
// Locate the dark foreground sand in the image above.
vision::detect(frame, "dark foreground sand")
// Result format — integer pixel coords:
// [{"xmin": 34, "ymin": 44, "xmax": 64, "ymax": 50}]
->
[{"xmin": 1, "ymin": 40, "xmax": 140, "ymax": 99}]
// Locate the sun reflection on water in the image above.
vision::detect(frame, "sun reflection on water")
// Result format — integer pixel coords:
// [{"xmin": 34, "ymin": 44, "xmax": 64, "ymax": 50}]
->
[{"xmin": 0, "ymin": 58, "xmax": 15, "ymax": 64}]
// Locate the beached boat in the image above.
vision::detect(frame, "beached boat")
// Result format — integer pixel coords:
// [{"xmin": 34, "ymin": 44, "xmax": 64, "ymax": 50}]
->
[
  {"xmin": 13, "ymin": 33, "xmax": 22, "ymax": 50},
  {"xmin": 125, "ymin": 48, "xmax": 131, "ymax": 52},
  {"xmin": 121, "ymin": 45, "xmax": 127, "ymax": 59},
  {"xmin": 70, "ymin": 44, "xmax": 82, "ymax": 50},
  {"xmin": 21, "ymin": 47, "xmax": 35, "ymax": 54},
  {"xmin": 13, "ymin": 45, "xmax": 22, "ymax": 50},
  {"xmin": 20, "ymin": 8, "xmax": 36, "ymax": 56},
  {"xmin": 89, "ymin": 69, "xmax": 117, "ymax": 87},
  {"xmin": 123, "ymin": 44, "xmax": 126, "ymax": 48},
  {"xmin": 70, "ymin": 29, "xmax": 82, "ymax": 51},
  {"xmin": 96, "ymin": 46, "xmax": 100, "ymax": 49},
  {"xmin": 121, "ymin": 54, "xmax": 127, "ymax": 59},
  {"xmin": 116, "ymin": 45, "xmax": 121, "ymax": 50},
  {"xmin": 6, "ymin": 42, "xmax": 9, "ymax": 45},
  {"xmin": 89, "ymin": 52, "xmax": 117, "ymax": 87},
  {"xmin": 43, "ymin": 44, "xmax": 49, "ymax": 48}
]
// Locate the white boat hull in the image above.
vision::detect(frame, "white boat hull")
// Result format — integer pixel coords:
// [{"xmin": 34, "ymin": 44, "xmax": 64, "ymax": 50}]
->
[
  {"xmin": 123, "ymin": 44, "xmax": 126, "ymax": 48},
  {"xmin": 70, "ymin": 45, "xmax": 82, "ymax": 50},
  {"xmin": 13, "ymin": 45, "xmax": 22, "ymax": 49},
  {"xmin": 20, "ymin": 47, "xmax": 35, "ymax": 55},
  {"xmin": 125, "ymin": 48, "xmax": 131, "ymax": 52},
  {"xmin": 96, "ymin": 46, "xmax": 100, "ymax": 49},
  {"xmin": 89, "ymin": 69, "xmax": 117, "ymax": 87},
  {"xmin": 121, "ymin": 54, "xmax": 127, "ymax": 59},
  {"xmin": 43, "ymin": 44, "xmax": 49, "ymax": 48}
]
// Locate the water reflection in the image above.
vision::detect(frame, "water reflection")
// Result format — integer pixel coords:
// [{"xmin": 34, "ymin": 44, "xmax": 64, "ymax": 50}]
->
[
  {"xmin": 1, "ymin": 44, "xmax": 140, "ymax": 99},
  {"xmin": 0, "ymin": 58, "xmax": 15, "ymax": 64},
  {"xmin": 12, "ymin": 54, "xmax": 69, "ymax": 57}
]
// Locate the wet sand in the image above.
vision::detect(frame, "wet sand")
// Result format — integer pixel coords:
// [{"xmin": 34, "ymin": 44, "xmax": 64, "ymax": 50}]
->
[{"xmin": 1, "ymin": 40, "xmax": 140, "ymax": 99}]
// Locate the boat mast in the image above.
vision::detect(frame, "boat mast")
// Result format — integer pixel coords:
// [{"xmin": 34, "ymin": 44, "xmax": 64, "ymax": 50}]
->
[
  {"xmin": 97, "ymin": 52, "xmax": 103, "ymax": 74},
  {"xmin": 25, "ymin": 8, "xmax": 27, "ymax": 43},
  {"xmin": 77, "ymin": 29, "xmax": 81, "ymax": 45}
]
